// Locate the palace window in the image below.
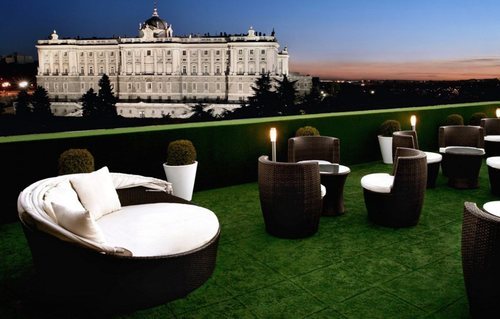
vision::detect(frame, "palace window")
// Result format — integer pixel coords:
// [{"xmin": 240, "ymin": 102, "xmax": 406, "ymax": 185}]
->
[
  {"xmin": 238, "ymin": 49, "xmax": 243, "ymax": 55},
  {"xmin": 147, "ymin": 50, "xmax": 151, "ymax": 56},
  {"xmin": 261, "ymin": 49, "xmax": 265, "ymax": 55}
]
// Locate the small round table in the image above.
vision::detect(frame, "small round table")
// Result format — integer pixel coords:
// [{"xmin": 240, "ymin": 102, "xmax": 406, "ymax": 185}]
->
[
  {"xmin": 319, "ymin": 164, "xmax": 351, "ymax": 216},
  {"xmin": 298, "ymin": 160, "xmax": 351, "ymax": 216},
  {"xmin": 442, "ymin": 147, "xmax": 484, "ymax": 189}
]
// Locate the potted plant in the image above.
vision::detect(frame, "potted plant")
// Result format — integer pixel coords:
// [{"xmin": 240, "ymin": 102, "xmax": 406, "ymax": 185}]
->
[
  {"xmin": 468, "ymin": 112, "xmax": 487, "ymax": 126},
  {"xmin": 163, "ymin": 139, "xmax": 198, "ymax": 201},
  {"xmin": 295, "ymin": 126, "xmax": 320, "ymax": 136},
  {"xmin": 444, "ymin": 114, "xmax": 464, "ymax": 126},
  {"xmin": 58, "ymin": 148, "xmax": 95, "ymax": 175},
  {"xmin": 378, "ymin": 119, "xmax": 401, "ymax": 164}
]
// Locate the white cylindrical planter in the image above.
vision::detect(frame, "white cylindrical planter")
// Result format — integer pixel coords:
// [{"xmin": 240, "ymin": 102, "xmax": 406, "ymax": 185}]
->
[
  {"xmin": 163, "ymin": 161, "xmax": 198, "ymax": 201},
  {"xmin": 378, "ymin": 135, "xmax": 393, "ymax": 164}
]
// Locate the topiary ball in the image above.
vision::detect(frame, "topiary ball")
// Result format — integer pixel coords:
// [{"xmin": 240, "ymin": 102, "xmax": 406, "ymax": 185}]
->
[
  {"xmin": 296, "ymin": 126, "xmax": 320, "ymax": 136},
  {"xmin": 166, "ymin": 140, "xmax": 197, "ymax": 166},
  {"xmin": 468, "ymin": 112, "xmax": 487, "ymax": 126},
  {"xmin": 378, "ymin": 119, "xmax": 401, "ymax": 137},
  {"xmin": 58, "ymin": 148, "xmax": 95, "ymax": 175},
  {"xmin": 444, "ymin": 114, "xmax": 464, "ymax": 126}
]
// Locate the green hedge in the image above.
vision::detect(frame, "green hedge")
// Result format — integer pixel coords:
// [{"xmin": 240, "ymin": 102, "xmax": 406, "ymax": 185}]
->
[{"xmin": 2, "ymin": 101, "xmax": 499, "ymax": 223}]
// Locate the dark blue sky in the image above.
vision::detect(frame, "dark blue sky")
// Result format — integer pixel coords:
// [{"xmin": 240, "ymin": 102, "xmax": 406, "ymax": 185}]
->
[{"xmin": 2, "ymin": 0, "xmax": 500, "ymax": 80}]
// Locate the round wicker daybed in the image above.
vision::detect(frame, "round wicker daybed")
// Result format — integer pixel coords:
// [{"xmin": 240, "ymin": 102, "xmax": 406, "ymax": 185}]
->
[{"xmin": 17, "ymin": 169, "xmax": 220, "ymax": 314}]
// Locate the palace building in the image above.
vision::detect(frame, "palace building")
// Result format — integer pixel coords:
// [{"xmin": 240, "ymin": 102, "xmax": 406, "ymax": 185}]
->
[{"xmin": 35, "ymin": 6, "xmax": 311, "ymax": 118}]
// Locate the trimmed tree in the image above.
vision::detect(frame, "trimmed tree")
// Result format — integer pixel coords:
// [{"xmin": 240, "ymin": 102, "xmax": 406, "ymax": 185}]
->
[
  {"xmin": 97, "ymin": 74, "xmax": 117, "ymax": 118},
  {"xmin": 275, "ymin": 75, "xmax": 298, "ymax": 115},
  {"xmin": 190, "ymin": 103, "xmax": 214, "ymax": 121},
  {"xmin": 15, "ymin": 90, "xmax": 31, "ymax": 118},
  {"xmin": 31, "ymin": 86, "xmax": 52, "ymax": 119},
  {"xmin": 81, "ymin": 88, "xmax": 99, "ymax": 118}
]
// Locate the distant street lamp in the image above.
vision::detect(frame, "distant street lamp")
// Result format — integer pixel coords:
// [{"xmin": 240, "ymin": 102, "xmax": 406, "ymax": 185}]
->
[
  {"xmin": 18, "ymin": 81, "xmax": 29, "ymax": 89},
  {"xmin": 496, "ymin": 108, "xmax": 500, "ymax": 118}
]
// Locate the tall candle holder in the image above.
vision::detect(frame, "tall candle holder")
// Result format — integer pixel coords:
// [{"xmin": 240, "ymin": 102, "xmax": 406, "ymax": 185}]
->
[{"xmin": 270, "ymin": 128, "xmax": 277, "ymax": 161}]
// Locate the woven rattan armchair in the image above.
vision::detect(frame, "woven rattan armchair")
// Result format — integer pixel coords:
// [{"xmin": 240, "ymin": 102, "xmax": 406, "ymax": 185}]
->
[
  {"xmin": 438, "ymin": 125, "xmax": 485, "ymax": 185},
  {"xmin": 258, "ymin": 155, "xmax": 322, "ymax": 238},
  {"xmin": 462, "ymin": 202, "xmax": 500, "ymax": 318},
  {"xmin": 392, "ymin": 130, "xmax": 442, "ymax": 188},
  {"xmin": 481, "ymin": 118, "xmax": 500, "ymax": 157},
  {"xmin": 438, "ymin": 125, "xmax": 484, "ymax": 149},
  {"xmin": 361, "ymin": 147, "xmax": 427, "ymax": 227},
  {"xmin": 288, "ymin": 136, "xmax": 340, "ymax": 164}
]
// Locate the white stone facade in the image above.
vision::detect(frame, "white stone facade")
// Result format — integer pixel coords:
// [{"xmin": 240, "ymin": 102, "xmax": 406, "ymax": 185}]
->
[{"xmin": 36, "ymin": 6, "xmax": 311, "ymax": 116}]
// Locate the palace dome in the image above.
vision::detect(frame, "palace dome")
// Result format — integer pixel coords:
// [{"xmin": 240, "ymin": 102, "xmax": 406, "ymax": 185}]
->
[{"xmin": 143, "ymin": 7, "xmax": 168, "ymax": 30}]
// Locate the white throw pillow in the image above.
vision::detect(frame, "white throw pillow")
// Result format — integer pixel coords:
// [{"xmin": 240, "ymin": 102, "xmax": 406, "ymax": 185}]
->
[
  {"xmin": 43, "ymin": 180, "xmax": 86, "ymax": 223},
  {"xmin": 70, "ymin": 166, "xmax": 121, "ymax": 220},
  {"xmin": 51, "ymin": 202, "xmax": 106, "ymax": 243}
]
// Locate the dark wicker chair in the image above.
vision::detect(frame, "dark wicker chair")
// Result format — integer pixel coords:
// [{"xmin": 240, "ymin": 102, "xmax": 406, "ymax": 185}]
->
[
  {"xmin": 481, "ymin": 118, "xmax": 500, "ymax": 157},
  {"xmin": 288, "ymin": 136, "xmax": 340, "ymax": 164},
  {"xmin": 439, "ymin": 125, "xmax": 484, "ymax": 149},
  {"xmin": 362, "ymin": 147, "xmax": 427, "ymax": 227},
  {"xmin": 438, "ymin": 125, "xmax": 485, "ymax": 186},
  {"xmin": 462, "ymin": 202, "xmax": 500, "ymax": 318},
  {"xmin": 258, "ymin": 155, "xmax": 322, "ymax": 238},
  {"xmin": 392, "ymin": 130, "xmax": 441, "ymax": 188},
  {"xmin": 19, "ymin": 186, "xmax": 220, "ymax": 315}
]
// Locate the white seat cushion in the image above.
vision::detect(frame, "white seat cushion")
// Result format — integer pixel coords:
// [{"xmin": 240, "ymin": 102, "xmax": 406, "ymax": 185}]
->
[
  {"xmin": 297, "ymin": 160, "xmax": 332, "ymax": 165},
  {"xmin": 424, "ymin": 151, "xmax": 442, "ymax": 164},
  {"xmin": 487, "ymin": 156, "xmax": 500, "ymax": 169},
  {"xmin": 361, "ymin": 173, "xmax": 394, "ymax": 193},
  {"xmin": 483, "ymin": 201, "xmax": 500, "ymax": 217},
  {"xmin": 70, "ymin": 166, "xmax": 122, "ymax": 220},
  {"xmin": 485, "ymin": 135, "xmax": 500, "ymax": 142},
  {"xmin": 97, "ymin": 203, "xmax": 219, "ymax": 257},
  {"xmin": 321, "ymin": 185, "xmax": 326, "ymax": 198},
  {"xmin": 440, "ymin": 146, "xmax": 485, "ymax": 155}
]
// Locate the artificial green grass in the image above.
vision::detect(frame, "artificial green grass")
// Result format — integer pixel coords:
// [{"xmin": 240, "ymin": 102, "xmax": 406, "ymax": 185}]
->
[{"xmin": 2, "ymin": 160, "xmax": 495, "ymax": 318}]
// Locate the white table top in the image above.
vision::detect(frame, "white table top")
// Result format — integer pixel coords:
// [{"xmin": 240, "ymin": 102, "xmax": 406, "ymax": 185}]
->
[
  {"xmin": 297, "ymin": 160, "xmax": 350, "ymax": 175},
  {"xmin": 483, "ymin": 201, "xmax": 500, "ymax": 217}
]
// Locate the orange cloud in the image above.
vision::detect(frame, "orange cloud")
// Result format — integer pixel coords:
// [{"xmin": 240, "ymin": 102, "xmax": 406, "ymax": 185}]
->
[{"xmin": 290, "ymin": 58, "xmax": 500, "ymax": 81}]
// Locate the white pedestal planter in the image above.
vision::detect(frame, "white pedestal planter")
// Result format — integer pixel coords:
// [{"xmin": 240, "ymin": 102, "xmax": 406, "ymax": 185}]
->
[
  {"xmin": 163, "ymin": 161, "xmax": 198, "ymax": 201},
  {"xmin": 378, "ymin": 135, "xmax": 393, "ymax": 164}
]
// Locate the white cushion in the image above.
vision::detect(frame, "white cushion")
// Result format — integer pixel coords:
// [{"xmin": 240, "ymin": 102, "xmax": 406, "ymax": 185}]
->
[
  {"xmin": 70, "ymin": 166, "xmax": 121, "ymax": 220},
  {"xmin": 361, "ymin": 173, "xmax": 394, "ymax": 193},
  {"xmin": 43, "ymin": 180, "xmax": 86, "ymax": 223},
  {"xmin": 97, "ymin": 203, "xmax": 220, "ymax": 257},
  {"xmin": 424, "ymin": 151, "xmax": 442, "ymax": 164},
  {"xmin": 487, "ymin": 157, "xmax": 500, "ymax": 169},
  {"xmin": 320, "ymin": 184, "xmax": 326, "ymax": 198},
  {"xmin": 51, "ymin": 202, "xmax": 106, "ymax": 243},
  {"xmin": 483, "ymin": 201, "xmax": 500, "ymax": 217},
  {"xmin": 485, "ymin": 135, "xmax": 500, "ymax": 142},
  {"xmin": 298, "ymin": 160, "xmax": 332, "ymax": 165},
  {"xmin": 440, "ymin": 146, "xmax": 485, "ymax": 155}
]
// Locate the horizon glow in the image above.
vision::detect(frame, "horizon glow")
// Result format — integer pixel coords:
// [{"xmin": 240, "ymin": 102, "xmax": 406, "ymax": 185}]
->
[{"xmin": 2, "ymin": 0, "xmax": 500, "ymax": 80}]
